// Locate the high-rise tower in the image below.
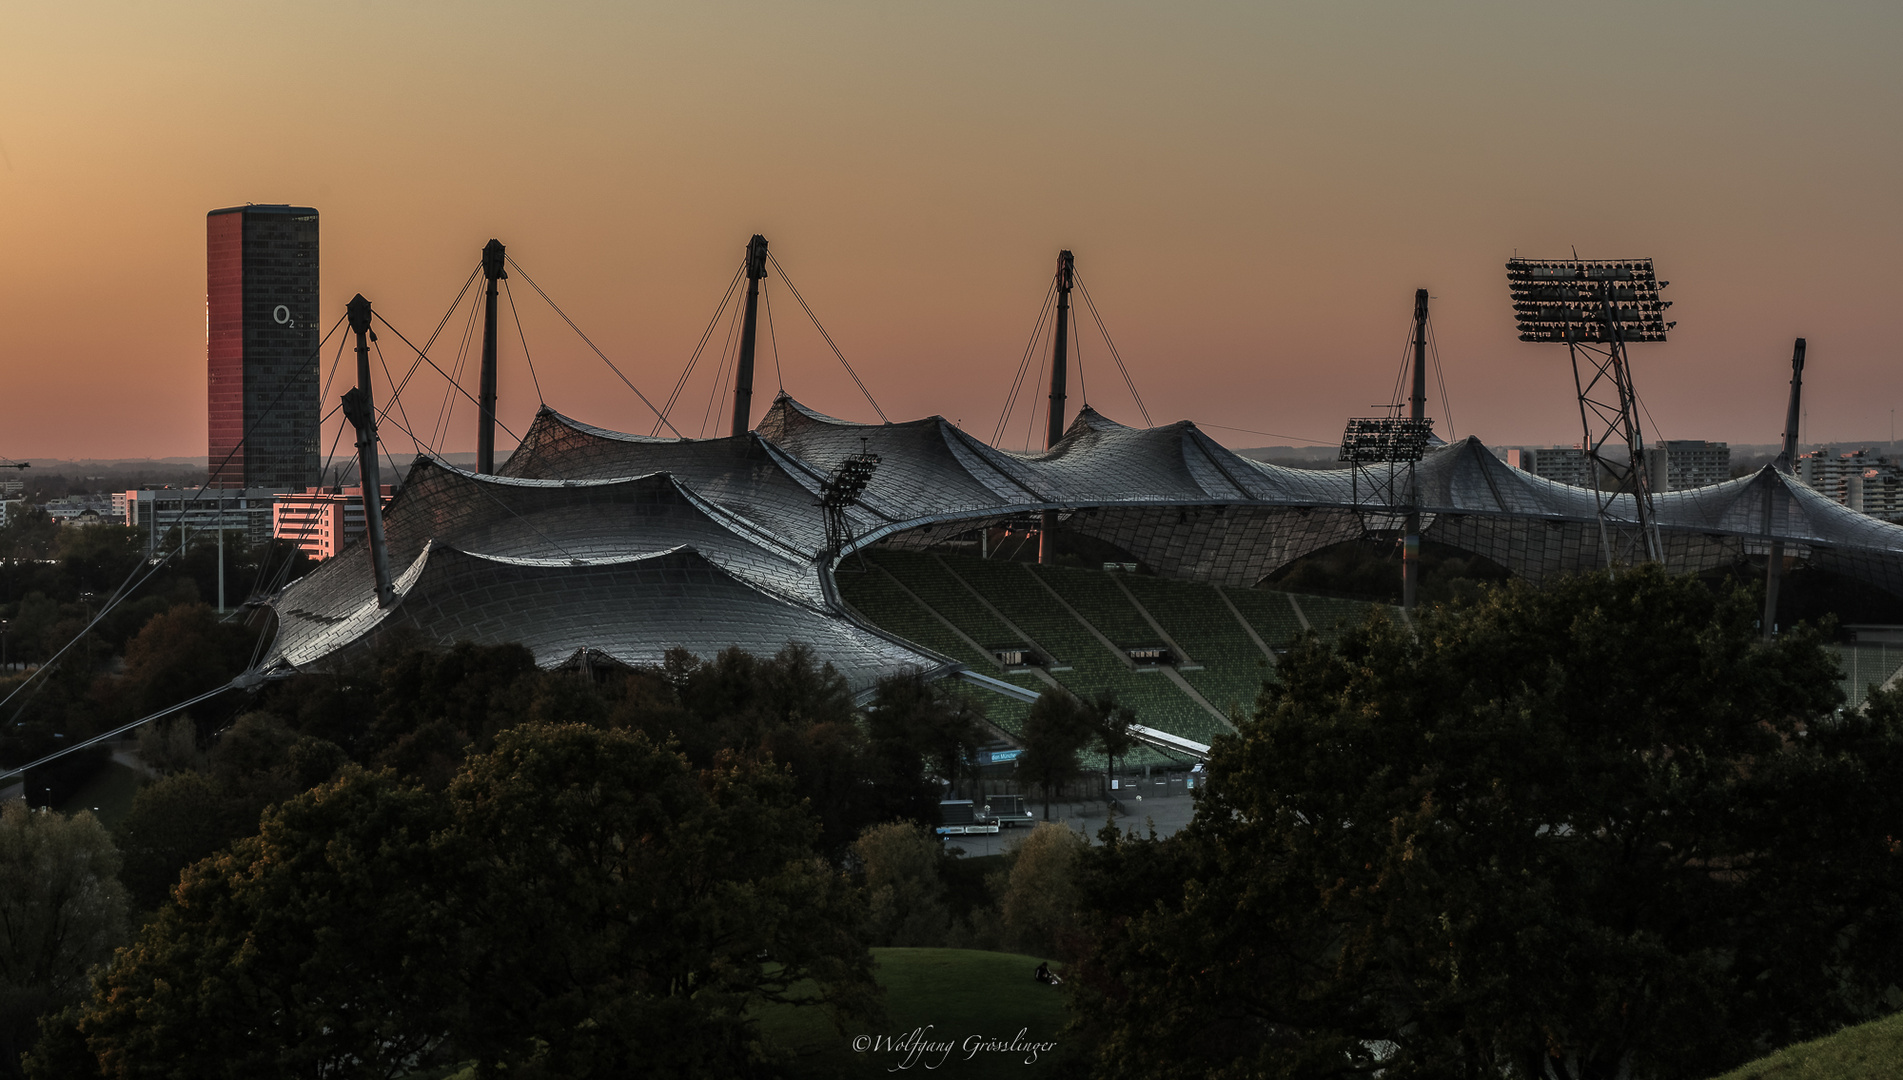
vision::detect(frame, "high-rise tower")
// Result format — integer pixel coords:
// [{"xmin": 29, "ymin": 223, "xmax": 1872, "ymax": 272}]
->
[{"xmin": 207, "ymin": 204, "xmax": 320, "ymax": 490}]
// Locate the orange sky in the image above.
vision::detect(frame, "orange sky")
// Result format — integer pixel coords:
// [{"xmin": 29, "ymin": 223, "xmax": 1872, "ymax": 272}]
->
[{"xmin": 1, "ymin": 2, "xmax": 1898, "ymax": 461}]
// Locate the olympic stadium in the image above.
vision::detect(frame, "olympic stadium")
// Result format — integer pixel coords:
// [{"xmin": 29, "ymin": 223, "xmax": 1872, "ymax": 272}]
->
[{"xmin": 262, "ymin": 387, "xmax": 1903, "ymax": 759}]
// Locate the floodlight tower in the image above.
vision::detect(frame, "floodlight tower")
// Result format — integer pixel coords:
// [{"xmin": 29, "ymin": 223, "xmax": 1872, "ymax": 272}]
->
[
  {"xmin": 1339, "ymin": 291, "xmax": 1434, "ymax": 610},
  {"xmin": 1506, "ymin": 257, "xmax": 1674, "ymax": 568},
  {"xmin": 820, "ymin": 449, "xmax": 882, "ymax": 559}
]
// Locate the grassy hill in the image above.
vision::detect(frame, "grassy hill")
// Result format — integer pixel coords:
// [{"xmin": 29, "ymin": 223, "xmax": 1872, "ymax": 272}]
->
[
  {"xmin": 1711, "ymin": 1012, "xmax": 1903, "ymax": 1079},
  {"xmin": 758, "ymin": 947, "xmax": 1073, "ymax": 1078}
]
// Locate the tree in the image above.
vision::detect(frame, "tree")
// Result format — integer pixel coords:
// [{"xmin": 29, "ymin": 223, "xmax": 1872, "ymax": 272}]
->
[
  {"xmin": 52, "ymin": 724, "xmax": 880, "ymax": 1078},
  {"xmin": 447, "ymin": 722, "xmax": 879, "ymax": 1076},
  {"xmin": 54, "ymin": 768, "xmax": 472, "ymax": 1080},
  {"xmin": 852, "ymin": 820, "xmax": 954, "ymax": 947},
  {"xmin": 0, "ymin": 804, "xmax": 126, "ymax": 1080},
  {"xmin": 1016, "ymin": 690, "xmax": 1094, "ymax": 820},
  {"xmin": 1083, "ymin": 692, "xmax": 1136, "ymax": 804},
  {"xmin": 114, "ymin": 714, "xmax": 347, "ymax": 912},
  {"xmin": 997, "ymin": 822, "xmax": 1088, "ymax": 960},
  {"xmin": 1068, "ymin": 568, "xmax": 1888, "ymax": 1080},
  {"xmin": 110, "ymin": 603, "xmax": 254, "ymax": 726},
  {"xmin": 867, "ymin": 672, "xmax": 984, "ymax": 792}
]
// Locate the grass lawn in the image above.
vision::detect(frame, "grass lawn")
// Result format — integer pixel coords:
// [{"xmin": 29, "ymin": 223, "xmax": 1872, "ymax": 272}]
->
[
  {"xmin": 1711, "ymin": 1012, "xmax": 1903, "ymax": 1079},
  {"xmin": 55, "ymin": 759, "xmax": 142, "ymax": 832},
  {"xmin": 758, "ymin": 947, "xmax": 1073, "ymax": 1078}
]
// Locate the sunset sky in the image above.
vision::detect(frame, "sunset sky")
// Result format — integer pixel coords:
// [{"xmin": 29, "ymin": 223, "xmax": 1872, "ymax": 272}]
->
[{"xmin": 1, "ymin": 1, "xmax": 1898, "ymax": 461}]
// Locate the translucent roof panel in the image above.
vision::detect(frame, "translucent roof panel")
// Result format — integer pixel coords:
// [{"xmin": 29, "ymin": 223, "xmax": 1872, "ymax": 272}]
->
[{"xmin": 267, "ymin": 394, "xmax": 1903, "ymax": 680}]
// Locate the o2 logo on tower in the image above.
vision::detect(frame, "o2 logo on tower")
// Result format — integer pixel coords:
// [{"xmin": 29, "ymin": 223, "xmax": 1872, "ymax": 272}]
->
[{"xmin": 273, "ymin": 304, "xmax": 297, "ymax": 329}]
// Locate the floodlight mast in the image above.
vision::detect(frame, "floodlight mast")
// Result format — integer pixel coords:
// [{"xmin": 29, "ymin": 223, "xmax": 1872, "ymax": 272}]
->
[
  {"xmin": 1039, "ymin": 250, "xmax": 1075, "ymax": 566},
  {"xmin": 820, "ymin": 450, "xmax": 882, "ymax": 560},
  {"xmin": 1506, "ymin": 258, "xmax": 1673, "ymax": 569}
]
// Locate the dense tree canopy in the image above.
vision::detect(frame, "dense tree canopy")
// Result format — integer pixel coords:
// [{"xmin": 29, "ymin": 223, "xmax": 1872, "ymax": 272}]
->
[
  {"xmin": 41, "ymin": 724, "xmax": 878, "ymax": 1079},
  {"xmin": 0, "ymin": 804, "xmax": 126, "ymax": 1080},
  {"xmin": 1069, "ymin": 568, "xmax": 1902, "ymax": 1080}
]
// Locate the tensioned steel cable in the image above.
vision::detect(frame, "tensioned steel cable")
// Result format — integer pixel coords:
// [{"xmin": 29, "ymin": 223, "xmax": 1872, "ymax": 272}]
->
[
  {"xmin": 1426, "ymin": 314, "xmax": 1456, "ymax": 439},
  {"xmin": 372, "ymin": 312, "xmax": 523, "ymax": 446},
  {"xmin": 239, "ymin": 409, "xmax": 354, "ymax": 675},
  {"xmin": 1, "ymin": 682, "xmax": 242, "ymax": 781},
  {"xmin": 430, "ymin": 288, "xmax": 486, "ymax": 453},
  {"xmin": 1024, "ymin": 333, "xmax": 1049, "ymax": 453},
  {"xmin": 657, "ymin": 262, "xmax": 746, "ymax": 435},
  {"xmin": 374, "ymin": 338, "xmax": 425, "ymax": 458},
  {"xmin": 1072, "ymin": 300, "xmax": 1089, "ymax": 410},
  {"xmin": 1074, "ymin": 275, "xmax": 1152, "ymax": 427},
  {"xmin": 764, "ymin": 280, "xmax": 784, "ymax": 392},
  {"xmin": 992, "ymin": 279, "xmax": 1058, "ymax": 446},
  {"xmin": 504, "ymin": 255, "xmax": 682, "ymax": 438},
  {"xmin": 384, "ymin": 266, "xmax": 482, "ymax": 426},
  {"xmin": 238, "ymin": 337, "xmax": 356, "ymax": 620},
  {"xmin": 0, "ymin": 314, "xmax": 348, "ymax": 721},
  {"xmin": 503, "ymin": 278, "xmax": 546, "ymax": 405},
  {"xmin": 698, "ymin": 281, "xmax": 747, "ymax": 438},
  {"xmin": 764, "ymin": 251, "xmax": 888, "ymax": 423},
  {"xmin": 1189, "ymin": 421, "xmax": 1333, "ymax": 446}
]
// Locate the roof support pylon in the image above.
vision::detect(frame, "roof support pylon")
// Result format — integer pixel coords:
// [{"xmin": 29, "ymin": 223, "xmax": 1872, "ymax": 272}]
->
[
  {"xmin": 477, "ymin": 239, "xmax": 506, "ymax": 474},
  {"xmin": 731, "ymin": 235, "xmax": 769, "ymax": 438},
  {"xmin": 1040, "ymin": 251, "xmax": 1075, "ymax": 566},
  {"xmin": 341, "ymin": 294, "xmax": 395, "ymax": 608},
  {"xmin": 1403, "ymin": 289, "xmax": 1427, "ymax": 611},
  {"xmin": 1763, "ymin": 337, "xmax": 1806, "ymax": 637}
]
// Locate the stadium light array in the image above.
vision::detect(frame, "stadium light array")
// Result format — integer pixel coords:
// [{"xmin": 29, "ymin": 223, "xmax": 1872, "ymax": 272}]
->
[
  {"xmin": 1339, "ymin": 417, "xmax": 1433, "ymax": 465},
  {"xmin": 1506, "ymin": 258, "xmax": 1674, "ymax": 344}
]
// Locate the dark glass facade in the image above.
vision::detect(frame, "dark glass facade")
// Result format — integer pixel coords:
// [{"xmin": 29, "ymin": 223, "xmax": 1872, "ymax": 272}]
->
[{"xmin": 207, "ymin": 205, "xmax": 320, "ymax": 491}]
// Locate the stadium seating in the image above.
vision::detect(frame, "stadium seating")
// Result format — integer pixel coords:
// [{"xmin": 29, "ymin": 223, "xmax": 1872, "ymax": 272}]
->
[
  {"xmin": 1119, "ymin": 575, "xmax": 1275, "ymax": 720},
  {"xmin": 1217, "ymin": 587, "xmax": 1308, "ymax": 650},
  {"xmin": 1829, "ymin": 642, "xmax": 1903, "ymax": 710}
]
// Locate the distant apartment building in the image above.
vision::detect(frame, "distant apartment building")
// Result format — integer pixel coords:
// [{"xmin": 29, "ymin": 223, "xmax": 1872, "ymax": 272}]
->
[
  {"xmin": 1647, "ymin": 440, "xmax": 1731, "ymax": 493},
  {"xmin": 1501, "ymin": 445, "xmax": 1594, "ymax": 488},
  {"xmin": 41, "ymin": 495, "xmax": 119, "ymax": 525},
  {"xmin": 125, "ymin": 488, "xmax": 280, "ymax": 548},
  {"xmin": 207, "ymin": 204, "xmax": 321, "ymax": 491},
  {"xmin": 1797, "ymin": 448, "xmax": 1903, "ymax": 518},
  {"xmin": 272, "ymin": 486, "xmax": 391, "ymax": 561}
]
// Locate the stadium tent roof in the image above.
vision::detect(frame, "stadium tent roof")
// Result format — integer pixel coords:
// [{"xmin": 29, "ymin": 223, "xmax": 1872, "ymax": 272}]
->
[{"xmin": 264, "ymin": 394, "xmax": 1903, "ymax": 681}]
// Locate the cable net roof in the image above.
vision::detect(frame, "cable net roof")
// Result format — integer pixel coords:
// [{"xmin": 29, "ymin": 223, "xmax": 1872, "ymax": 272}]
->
[{"xmin": 265, "ymin": 394, "xmax": 1903, "ymax": 683}]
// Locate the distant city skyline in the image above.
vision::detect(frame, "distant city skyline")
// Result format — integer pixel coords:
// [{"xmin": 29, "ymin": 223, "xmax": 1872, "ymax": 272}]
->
[{"xmin": 1, "ymin": 2, "xmax": 1898, "ymax": 459}]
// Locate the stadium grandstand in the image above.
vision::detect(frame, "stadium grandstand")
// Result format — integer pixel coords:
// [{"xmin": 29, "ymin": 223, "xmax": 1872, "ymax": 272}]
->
[{"xmin": 262, "ymin": 394, "xmax": 1903, "ymax": 759}]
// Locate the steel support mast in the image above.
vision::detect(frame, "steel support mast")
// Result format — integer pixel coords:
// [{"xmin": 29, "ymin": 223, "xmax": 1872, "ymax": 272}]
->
[
  {"xmin": 1762, "ymin": 337, "xmax": 1806, "ymax": 637},
  {"xmin": 1403, "ymin": 289, "xmax": 1427, "ymax": 610},
  {"xmin": 340, "ymin": 294, "xmax": 395, "ymax": 608},
  {"xmin": 476, "ymin": 239, "xmax": 506, "ymax": 474},
  {"xmin": 730, "ymin": 235, "xmax": 769, "ymax": 438},
  {"xmin": 1039, "ymin": 250, "xmax": 1075, "ymax": 566}
]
